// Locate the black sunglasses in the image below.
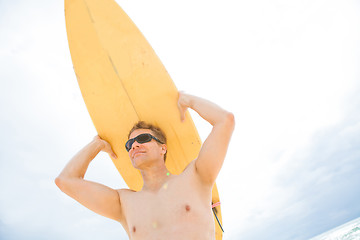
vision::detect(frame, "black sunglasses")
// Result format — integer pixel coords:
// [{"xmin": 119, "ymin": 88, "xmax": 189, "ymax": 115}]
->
[{"xmin": 125, "ymin": 133, "xmax": 164, "ymax": 152}]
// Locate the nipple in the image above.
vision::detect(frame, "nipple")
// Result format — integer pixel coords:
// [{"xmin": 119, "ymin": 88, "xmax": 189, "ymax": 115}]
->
[{"xmin": 185, "ymin": 204, "xmax": 191, "ymax": 212}]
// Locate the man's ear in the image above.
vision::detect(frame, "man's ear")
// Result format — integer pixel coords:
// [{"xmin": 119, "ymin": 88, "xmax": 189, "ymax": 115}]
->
[{"xmin": 161, "ymin": 144, "xmax": 167, "ymax": 155}]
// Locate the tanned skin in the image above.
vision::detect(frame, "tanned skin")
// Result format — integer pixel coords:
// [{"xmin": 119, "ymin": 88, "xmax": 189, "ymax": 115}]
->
[{"xmin": 55, "ymin": 92, "xmax": 235, "ymax": 240}]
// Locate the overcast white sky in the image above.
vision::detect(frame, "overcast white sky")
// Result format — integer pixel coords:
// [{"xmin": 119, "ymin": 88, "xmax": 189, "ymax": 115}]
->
[{"xmin": 1, "ymin": 0, "xmax": 359, "ymax": 239}]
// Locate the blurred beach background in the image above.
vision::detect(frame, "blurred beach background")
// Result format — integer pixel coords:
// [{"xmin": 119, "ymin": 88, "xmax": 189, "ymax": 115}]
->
[{"xmin": 310, "ymin": 217, "xmax": 360, "ymax": 240}]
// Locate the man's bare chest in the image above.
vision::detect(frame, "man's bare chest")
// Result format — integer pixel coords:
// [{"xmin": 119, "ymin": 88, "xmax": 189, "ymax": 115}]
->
[{"xmin": 119, "ymin": 174, "xmax": 213, "ymax": 238}]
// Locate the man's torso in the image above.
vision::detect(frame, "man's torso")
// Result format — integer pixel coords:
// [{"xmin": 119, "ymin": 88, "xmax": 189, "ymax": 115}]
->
[{"xmin": 118, "ymin": 161, "xmax": 215, "ymax": 240}]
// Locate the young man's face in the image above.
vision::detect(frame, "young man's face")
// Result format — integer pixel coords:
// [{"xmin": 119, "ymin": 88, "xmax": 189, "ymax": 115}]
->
[{"xmin": 128, "ymin": 129, "xmax": 166, "ymax": 169}]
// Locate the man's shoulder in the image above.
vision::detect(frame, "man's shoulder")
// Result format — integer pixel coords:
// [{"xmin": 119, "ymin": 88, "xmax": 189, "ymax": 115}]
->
[
  {"xmin": 116, "ymin": 188, "xmax": 136, "ymax": 197},
  {"xmin": 176, "ymin": 159, "xmax": 213, "ymax": 196},
  {"xmin": 179, "ymin": 159, "xmax": 207, "ymax": 185},
  {"xmin": 181, "ymin": 159, "xmax": 197, "ymax": 174}
]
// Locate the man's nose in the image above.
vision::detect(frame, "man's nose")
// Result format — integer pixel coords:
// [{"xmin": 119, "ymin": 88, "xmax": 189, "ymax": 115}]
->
[{"xmin": 131, "ymin": 141, "xmax": 141, "ymax": 150}]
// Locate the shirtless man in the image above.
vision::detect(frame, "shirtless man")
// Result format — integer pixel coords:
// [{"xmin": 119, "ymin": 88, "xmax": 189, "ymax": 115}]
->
[{"xmin": 55, "ymin": 92, "xmax": 235, "ymax": 240}]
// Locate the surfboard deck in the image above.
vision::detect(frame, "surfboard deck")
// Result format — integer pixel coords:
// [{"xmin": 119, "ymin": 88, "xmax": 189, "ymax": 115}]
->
[{"xmin": 64, "ymin": 0, "xmax": 223, "ymax": 238}]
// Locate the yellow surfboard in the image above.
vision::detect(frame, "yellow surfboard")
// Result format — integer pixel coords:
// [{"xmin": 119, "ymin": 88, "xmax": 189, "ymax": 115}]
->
[{"xmin": 65, "ymin": 0, "xmax": 223, "ymax": 238}]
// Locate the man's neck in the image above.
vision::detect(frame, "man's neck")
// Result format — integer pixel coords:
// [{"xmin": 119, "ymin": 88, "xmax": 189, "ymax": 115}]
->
[{"xmin": 140, "ymin": 163, "xmax": 172, "ymax": 192}]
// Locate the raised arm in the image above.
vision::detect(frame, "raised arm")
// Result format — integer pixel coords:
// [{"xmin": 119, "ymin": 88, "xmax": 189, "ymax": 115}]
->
[
  {"xmin": 55, "ymin": 136, "xmax": 123, "ymax": 222},
  {"xmin": 178, "ymin": 92, "xmax": 235, "ymax": 187}
]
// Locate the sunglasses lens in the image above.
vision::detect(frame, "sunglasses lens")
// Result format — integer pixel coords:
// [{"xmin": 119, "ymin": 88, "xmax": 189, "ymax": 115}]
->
[
  {"xmin": 136, "ymin": 134, "xmax": 152, "ymax": 143},
  {"xmin": 125, "ymin": 134, "xmax": 154, "ymax": 152},
  {"xmin": 125, "ymin": 139, "xmax": 134, "ymax": 152}
]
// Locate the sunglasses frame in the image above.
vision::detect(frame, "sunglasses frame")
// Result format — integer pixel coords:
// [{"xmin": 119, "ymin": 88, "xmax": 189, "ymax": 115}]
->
[{"xmin": 125, "ymin": 133, "xmax": 164, "ymax": 152}]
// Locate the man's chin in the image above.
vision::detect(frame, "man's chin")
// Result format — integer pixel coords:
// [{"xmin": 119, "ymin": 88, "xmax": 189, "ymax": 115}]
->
[{"xmin": 131, "ymin": 156, "xmax": 145, "ymax": 169}]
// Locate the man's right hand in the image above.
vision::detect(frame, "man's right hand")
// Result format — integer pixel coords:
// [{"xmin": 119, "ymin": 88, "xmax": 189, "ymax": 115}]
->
[{"xmin": 94, "ymin": 135, "xmax": 118, "ymax": 159}]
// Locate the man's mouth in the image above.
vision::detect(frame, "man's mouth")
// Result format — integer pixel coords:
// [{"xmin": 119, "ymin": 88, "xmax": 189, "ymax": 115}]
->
[{"xmin": 132, "ymin": 151, "xmax": 145, "ymax": 158}]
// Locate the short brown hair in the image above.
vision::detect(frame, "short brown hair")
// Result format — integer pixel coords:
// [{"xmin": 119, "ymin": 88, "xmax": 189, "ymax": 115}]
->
[{"xmin": 128, "ymin": 121, "xmax": 167, "ymax": 161}]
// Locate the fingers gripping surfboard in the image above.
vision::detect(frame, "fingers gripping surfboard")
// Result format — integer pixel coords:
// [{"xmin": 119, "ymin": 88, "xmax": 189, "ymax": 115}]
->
[{"xmin": 65, "ymin": 0, "xmax": 223, "ymax": 238}]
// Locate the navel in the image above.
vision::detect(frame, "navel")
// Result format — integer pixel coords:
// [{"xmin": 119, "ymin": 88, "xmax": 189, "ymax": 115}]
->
[
  {"xmin": 185, "ymin": 204, "xmax": 191, "ymax": 212},
  {"xmin": 132, "ymin": 226, "xmax": 136, "ymax": 233}
]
